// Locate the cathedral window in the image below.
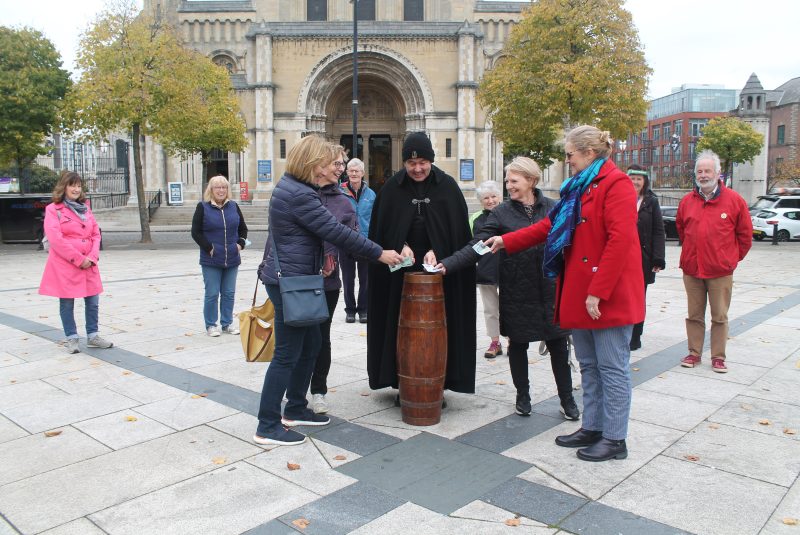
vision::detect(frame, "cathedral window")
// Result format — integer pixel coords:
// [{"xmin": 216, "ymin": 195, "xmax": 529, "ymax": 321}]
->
[
  {"xmin": 404, "ymin": 0, "xmax": 424, "ymax": 21},
  {"xmin": 307, "ymin": 0, "xmax": 327, "ymax": 21}
]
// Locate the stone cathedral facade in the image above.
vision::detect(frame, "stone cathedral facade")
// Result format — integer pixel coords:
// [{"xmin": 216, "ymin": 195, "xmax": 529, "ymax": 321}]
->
[{"xmin": 139, "ymin": 0, "xmax": 528, "ymax": 201}]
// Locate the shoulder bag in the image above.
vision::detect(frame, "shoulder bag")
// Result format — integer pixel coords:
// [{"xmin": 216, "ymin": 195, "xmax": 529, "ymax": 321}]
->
[
  {"xmin": 238, "ymin": 279, "xmax": 275, "ymax": 362},
  {"xmin": 269, "ymin": 223, "xmax": 329, "ymax": 327}
]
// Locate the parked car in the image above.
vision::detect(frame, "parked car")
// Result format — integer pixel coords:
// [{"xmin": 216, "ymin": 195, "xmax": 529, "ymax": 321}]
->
[
  {"xmin": 749, "ymin": 194, "xmax": 800, "ymax": 216},
  {"xmin": 660, "ymin": 205, "xmax": 679, "ymax": 240},
  {"xmin": 751, "ymin": 208, "xmax": 800, "ymax": 241}
]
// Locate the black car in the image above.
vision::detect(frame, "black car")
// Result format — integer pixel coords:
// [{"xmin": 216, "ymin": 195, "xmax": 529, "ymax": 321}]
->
[{"xmin": 660, "ymin": 206, "xmax": 679, "ymax": 240}]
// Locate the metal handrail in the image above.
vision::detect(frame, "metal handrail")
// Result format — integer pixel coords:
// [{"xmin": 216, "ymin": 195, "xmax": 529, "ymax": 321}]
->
[{"xmin": 145, "ymin": 190, "xmax": 162, "ymax": 221}]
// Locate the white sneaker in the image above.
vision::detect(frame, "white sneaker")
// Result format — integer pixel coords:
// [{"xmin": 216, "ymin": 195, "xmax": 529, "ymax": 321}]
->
[
  {"xmin": 221, "ymin": 325, "xmax": 240, "ymax": 335},
  {"xmin": 65, "ymin": 338, "xmax": 80, "ymax": 354},
  {"xmin": 87, "ymin": 335, "xmax": 113, "ymax": 349},
  {"xmin": 207, "ymin": 326, "xmax": 221, "ymax": 337},
  {"xmin": 311, "ymin": 393, "xmax": 329, "ymax": 414}
]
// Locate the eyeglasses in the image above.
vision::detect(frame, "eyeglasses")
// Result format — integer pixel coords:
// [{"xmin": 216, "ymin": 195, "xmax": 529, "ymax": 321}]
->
[
  {"xmin": 565, "ymin": 151, "xmax": 576, "ymax": 159},
  {"xmin": 333, "ymin": 161, "xmax": 346, "ymax": 168},
  {"xmin": 212, "ymin": 186, "xmax": 228, "ymax": 190}
]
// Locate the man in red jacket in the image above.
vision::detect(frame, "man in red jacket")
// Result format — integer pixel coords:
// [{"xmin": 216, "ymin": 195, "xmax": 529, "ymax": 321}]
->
[{"xmin": 676, "ymin": 150, "xmax": 752, "ymax": 373}]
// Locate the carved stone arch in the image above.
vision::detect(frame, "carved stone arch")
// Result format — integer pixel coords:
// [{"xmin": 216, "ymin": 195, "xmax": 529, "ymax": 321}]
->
[
  {"xmin": 298, "ymin": 44, "xmax": 433, "ymax": 127},
  {"xmin": 211, "ymin": 49, "xmax": 239, "ymax": 73}
]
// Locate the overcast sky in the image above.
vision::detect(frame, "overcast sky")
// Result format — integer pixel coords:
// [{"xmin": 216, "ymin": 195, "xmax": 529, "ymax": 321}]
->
[{"xmin": 2, "ymin": 0, "xmax": 798, "ymax": 99}]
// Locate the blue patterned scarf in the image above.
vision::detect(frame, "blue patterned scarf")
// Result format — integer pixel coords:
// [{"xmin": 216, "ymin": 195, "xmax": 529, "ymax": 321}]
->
[{"xmin": 542, "ymin": 158, "xmax": 605, "ymax": 278}]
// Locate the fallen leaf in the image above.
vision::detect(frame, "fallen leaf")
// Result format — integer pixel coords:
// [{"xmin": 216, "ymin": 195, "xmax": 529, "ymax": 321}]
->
[
  {"xmin": 360, "ymin": 392, "xmax": 370, "ymax": 396},
  {"xmin": 632, "ymin": 367, "xmax": 640, "ymax": 372},
  {"xmin": 505, "ymin": 518, "xmax": 521, "ymax": 526},
  {"xmin": 759, "ymin": 419, "xmax": 771, "ymax": 426},
  {"xmin": 657, "ymin": 375, "xmax": 665, "ymax": 379},
  {"xmin": 783, "ymin": 428, "xmax": 796, "ymax": 435},
  {"xmin": 184, "ymin": 333, "xmax": 194, "ymax": 337},
  {"xmin": 292, "ymin": 518, "xmax": 310, "ymax": 530},
  {"xmin": 328, "ymin": 388, "xmax": 337, "ymax": 393},
  {"xmin": 10, "ymin": 380, "xmax": 17, "ymax": 384},
  {"xmin": 287, "ymin": 462, "xmax": 301, "ymax": 471},
  {"xmin": 796, "ymin": 360, "xmax": 800, "ymax": 369},
  {"xmin": 122, "ymin": 371, "xmax": 132, "ymax": 376},
  {"xmin": 495, "ymin": 380, "xmax": 507, "ymax": 385},
  {"xmin": 212, "ymin": 457, "xmax": 227, "ymax": 465},
  {"xmin": 191, "ymin": 393, "xmax": 208, "ymax": 399},
  {"xmin": 38, "ymin": 315, "xmax": 48, "ymax": 318},
  {"xmin": 740, "ymin": 403, "xmax": 753, "ymax": 411},
  {"xmin": 708, "ymin": 423, "xmax": 720, "ymax": 429},
  {"xmin": 198, "ymin": 393, "xmax": 208, "ymax": 397},
  {"xmin": 125, "ymin": 415, "xmax": 138, "ymax": 422},
  {"xmin": 333, "ymin": 455, "xmax": 346, "ymax": 461},
  {"xmin": 175, "ymin": 346, "xmax": 185, "ymax": 351},
  {"xmin": 684, "ymin": 454, "xmax": 700, "ymax": 461},
  {"xmin": 44, "ymin": 430, "xmax": 63, "ymax": 437},
  {"xmin": 783, "ymin": 518, "xmax": 798, "ymax": 526}
]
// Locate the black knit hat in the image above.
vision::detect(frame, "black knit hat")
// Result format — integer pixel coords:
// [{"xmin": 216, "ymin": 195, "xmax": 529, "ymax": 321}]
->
[{"xmin": 402, "ymin": 132, "xmax": 435, "ymax": 162}]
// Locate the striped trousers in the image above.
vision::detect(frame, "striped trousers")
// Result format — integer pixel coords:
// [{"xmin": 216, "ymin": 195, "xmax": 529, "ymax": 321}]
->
[{"xmin": 572, "ymin": 326, "xmax": 633, "ymax": 440}]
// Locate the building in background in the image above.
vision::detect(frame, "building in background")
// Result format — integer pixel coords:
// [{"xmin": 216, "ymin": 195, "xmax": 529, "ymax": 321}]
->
[
  {"xmin": 765, "ymin": 77, "xmax": 800, "ymax": 188},
  {"xmin": 137, "ymin": 0, "xmax": 529, "ymax": 203}
]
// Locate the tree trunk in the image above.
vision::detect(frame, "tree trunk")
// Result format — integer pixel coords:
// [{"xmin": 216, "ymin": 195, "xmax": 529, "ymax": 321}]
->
[
  {"xmin": 201, "ymin": 150, "xmax": 209, "ymax": 193},
  {"xmin": 724, "ymin": 159, "xmax": 733, "ymax": 190},
  {"xmin": 132, "ymin": 123, "xmax": 152, "ymax": 243}
]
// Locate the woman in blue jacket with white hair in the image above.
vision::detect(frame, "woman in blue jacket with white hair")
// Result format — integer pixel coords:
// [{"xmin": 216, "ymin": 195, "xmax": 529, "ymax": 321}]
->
[{"xmin": 254, "ymin": 135, "xmax": 403, "ymax": 447}]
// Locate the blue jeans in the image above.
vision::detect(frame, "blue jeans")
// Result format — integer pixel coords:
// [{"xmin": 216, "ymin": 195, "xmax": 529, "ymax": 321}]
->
[
  {"xmin": 59, "ymin": 295, "xmax": 100, "ymax": 339},
  {"xmin": 256, "ymin": 284, "xmax": 321, "ymax": 435},
  {"xmin": 201, "ymin": 265, "xmax": 239, "ymax": 328},
  {"xmin": 572, "ymin": 326, "xmax": 633, "ymax": 440}
]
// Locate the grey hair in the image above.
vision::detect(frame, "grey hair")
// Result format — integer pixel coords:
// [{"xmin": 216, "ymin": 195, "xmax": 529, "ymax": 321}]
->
[
  {"xmin": 504, "ymin": 156, "xmax": 542, "ymax": 186},
  {"xmin": 347, "ymin": 157, "xmax": 364, "ymax": 172},
  {"xmin": 475, "ymin": 180, "xmax": 502, "ymax": 199},
  {"xmin": 694, "ymin": 150, "xmax": 721, "ymax": 174},
  {"xmin": 565, "ymin": 125, "xmax": 614, "ymax": 159}
]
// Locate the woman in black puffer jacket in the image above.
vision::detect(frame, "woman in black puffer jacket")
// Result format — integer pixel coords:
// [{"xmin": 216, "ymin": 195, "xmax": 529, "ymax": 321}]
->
[
  {"xmin": 254, "ymin": 135, "xmax": 402, "ymax": 447},
  {"xmin": 439, "ymin": 157, "xmax": 578, "ymax": 421},
  {"xmin": 626, "ymin": 165, "xmax": 666, "ymax": 351},
  {"xmin": 471, "ymin": 181, "xmax": 502, "ymax": 359}
]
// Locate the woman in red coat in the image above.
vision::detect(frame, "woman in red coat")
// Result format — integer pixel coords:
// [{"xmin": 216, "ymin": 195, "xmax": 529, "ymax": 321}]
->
[
  {"xmin": 39, "ymin": 171, "xmax": 113, "ymax": 354},
  {"xmin": 486, "ymin": 125, "xmax": 643, "ymax": 462}
]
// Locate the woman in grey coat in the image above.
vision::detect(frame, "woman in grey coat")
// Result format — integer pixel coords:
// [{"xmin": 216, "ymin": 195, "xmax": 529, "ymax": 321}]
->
[{"xmin": 438, "ymin": 157, "xmax": 578, "ymax": 420}]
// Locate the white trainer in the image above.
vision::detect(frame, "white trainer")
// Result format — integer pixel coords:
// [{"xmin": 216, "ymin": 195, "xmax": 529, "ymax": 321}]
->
[
  {"xmin": 311, "ymin": 393, "xmax": 329, "ymax": 414},
  {"xmin": 207, "ymin": 326, "xmax": 221, "ymax": 337}
]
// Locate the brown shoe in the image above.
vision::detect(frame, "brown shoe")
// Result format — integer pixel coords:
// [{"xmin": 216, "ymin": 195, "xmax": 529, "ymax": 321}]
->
[
  {"xmin": 484, "ymin": 341, "xmax": 502, "ymax": 359},
  {"xmin": 711, "ymin": 358, "xmax": 728, "ymax": 373},
  {"xmin": 681, "ymin": 354, "xmax": 701, "ymax": 368}
]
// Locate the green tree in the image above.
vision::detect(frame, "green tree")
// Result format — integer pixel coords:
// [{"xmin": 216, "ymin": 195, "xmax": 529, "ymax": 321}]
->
[
  {"xmin": 696, "ymin": 117, "xmax": 764, "ymax": 190},
  {"xmin": 155, "ymin": 51, "xmax": 247, "ymax": 188},
  {"xmin": 0, "ymin": 26, "xmax": 71, "ymax": 169},
  {"xmin": 478, "ymin": 0, "xmax": 651, "ymax": 169}
]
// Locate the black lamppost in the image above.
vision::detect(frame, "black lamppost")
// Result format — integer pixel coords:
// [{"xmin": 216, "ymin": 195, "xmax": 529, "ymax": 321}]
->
[
  {"xmin": 670, "ymin": 134, "xmax": 680, "ymax": 187},
  {"xmin": 350, "ymin": 0, "xmax": 359, "ymax": 164}
]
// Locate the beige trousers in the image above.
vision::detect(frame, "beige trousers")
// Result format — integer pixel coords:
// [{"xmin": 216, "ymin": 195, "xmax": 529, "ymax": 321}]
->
[
  {"xmin": 479, "ymin": 284, "xmax": 500, "ymax": 339},
  {"xmin": 683, "ymin": 274, "xmax": 733, "ymax": 360}
]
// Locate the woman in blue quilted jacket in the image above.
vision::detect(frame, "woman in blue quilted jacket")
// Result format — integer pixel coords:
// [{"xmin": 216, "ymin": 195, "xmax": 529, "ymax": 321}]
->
[{"xmin": 254, "ymin": 135, "xmax": 403, "ymax": 447}]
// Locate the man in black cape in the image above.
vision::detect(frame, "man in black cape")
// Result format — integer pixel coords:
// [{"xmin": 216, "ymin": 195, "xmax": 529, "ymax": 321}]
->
[{"xmin": 367, "ymin": 132, "xmax": 476, "ymax": 394}]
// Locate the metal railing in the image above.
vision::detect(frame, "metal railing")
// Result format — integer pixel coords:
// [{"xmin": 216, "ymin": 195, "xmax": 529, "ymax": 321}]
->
[
  {"xmin": 145, "ymin": 190, "xmax": 162, "ymax": 221},
  {"xmin": 86, "ymin": 193, "xmax": 130, "ymax": 210}
]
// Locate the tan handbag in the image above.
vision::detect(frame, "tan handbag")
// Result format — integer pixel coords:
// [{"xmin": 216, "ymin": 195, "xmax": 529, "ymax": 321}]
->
[{"xmin": 238, "ymin": 280, "xmax": 275, "ymax": 362}]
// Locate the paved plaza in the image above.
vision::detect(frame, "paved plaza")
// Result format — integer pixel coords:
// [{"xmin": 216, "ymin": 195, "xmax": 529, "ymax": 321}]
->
[{"xmin": 0, "ymin": 235, "xmax": 799, "ymax": 535}]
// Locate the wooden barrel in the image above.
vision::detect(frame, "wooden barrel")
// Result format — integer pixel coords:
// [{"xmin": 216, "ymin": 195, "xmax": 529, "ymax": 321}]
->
[{"xmin": 396, "ymin": 272, "xmax": 448, "ymax": 426}]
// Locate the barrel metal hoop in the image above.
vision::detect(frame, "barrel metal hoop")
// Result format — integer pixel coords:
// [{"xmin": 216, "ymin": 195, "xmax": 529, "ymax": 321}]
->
[
  {"xmin": 400, "ymin": 295, "xmax": 443, "ymax": 302},
  {"xmin": 398, "ymin": 320, "xmax": 445, "ymax": 329},
  {"xmin": 397, "ymin": 374, "xmax": 446, "ymax": 385}
]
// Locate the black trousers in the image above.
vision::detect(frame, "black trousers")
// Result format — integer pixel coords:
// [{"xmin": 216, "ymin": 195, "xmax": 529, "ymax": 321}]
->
[
  {"xmin": 631, "ymin": 282, "xmax": 650, "ymax": 343},
  {"xmin": 340, "ymin": 253, "xmax": 369, "ymax": 314},
  {"xmin": 310, "ymin": 290, "xmax": 340, "ymax": 395},
  {"xmin": 508, "ymin": 336, "xmax": 573, "ymax": 398}
]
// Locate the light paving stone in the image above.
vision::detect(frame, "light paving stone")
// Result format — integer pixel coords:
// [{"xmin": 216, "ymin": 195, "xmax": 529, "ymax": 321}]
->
[
  {"xmin": 247, "ymin": 441, "xmax": 357, "ymax": 495},
  {"xmin": 356, "ymin": 422, "xmax": 421, "ymax": 441},
  {"xmin": 503, "ymin": 419, "xmax": 684, "ymax": 501},
  {"xmin": 208, "ymin": 412, "xmax": 270, "ymax": 448},
  {"xmin": 349, "ymin": 502, "xmax": 440, "ymax": 535},
  {"xmin": 107, "ymin": 324, "xmax": 199, "ymax": 346},
  {"xmin": 601, "ymin": 455, "xmax": 787, "ymax": 535},
  {"xmin": 414, "ymin": 515, "xmax": 557, "ymax": 534},
  {"xmin": 354, "ymin": 391, "xmax": 512, "ymax": 440},
  {"xmin": 39, "ymin": 517, "xmax": 107, "ymax": 535},
  {"xmin": 743, "ymin": 357, "xmax": 800, "ymax": 407},
  {"xmin": 671, "ymin": 359, "xmax": 770, "ymax": 385},
  {"xmin": 0, "ymin": 379, "xmax": 65, "ymax": 411},
  {"xmin": 516, "ymin": 465, "xmax": 583, "ymax": 497},
  {"xmin": 0, "ymin": 426, "xmax": 261, "ymax": 534},
  {"xmin": 152, "ymin": 343, "xmax": 250, "ymax": 369},
  {"xmin": 72, "ymin": 410, "xmax": 175, "ymax": 450},
  {"xmin": 0, "ymin": 414, "xmax": 27, "ymax": 444},
  {"xmin": 89, "ymin": 461, "xmax": 317, "ymax": 535},
  {"xmin": 310, "ymin": 379, "xmax": 398, "ymax": 422},
  {"xmin": 311, "ymin": 436, "xmax": 362, "ymax": 468},
  {"xmin": 0, "ymin": 353, "xmax": 108, "ymax": 385},
  {"xmin": 134, "ymin": 392, "xmax": 239, "ymax": 430},
  {"xmin": 42, "ymin": 364, "xmax": 147, "ymax": 394},
  {"xmin": 0, "ymin": 426, "xmax": 110, "ymax": 486},
  {"xmin": 663, "ymin": 423, "xmax": 800, "ymax": 487},
  {"xmin": 710, "ymin": 395, "xmax": 800, "ymax": 441},
  {"xmin": 629, "ymin": 388, "xmax": 719, "ymax": 432},
  {"xmin": 0, "ymin": 517, "xmax": 17, "ymax": 535},
  {"xmin": 104, "ymin": 375, "xmax": 186, "ymax": 404},
  {"xmin": 637, "ymin": 370, "xmax": 746, "ymax": 405},
  {"xmin": 0, "ymin": 353, "xmax": 23, "ymax": 367},
  {"xmin": 451, "ymin": 499, "xmax": 552, "ymax": 527},
  {"xmin": 3, "ymin": 388, "xmax": 138, "ymax": 433},
  {"xmin": 188, "ymin": 359, "xmax": 268, "ymax": 392},
  {"xmin": 761, "ymin": 475, "xmax": 800, "ymax": 535}
]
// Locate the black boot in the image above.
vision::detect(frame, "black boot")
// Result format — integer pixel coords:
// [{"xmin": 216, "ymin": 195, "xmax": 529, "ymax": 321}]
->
[
  {"xmin": 555, "ymin": 428, "xmax": 602, "ymax": 448},
  {"xmin": 515, "ymin": 391, "xmax": 531, "ymax": 416},
  {"xmin": 577, "ymin": 438, "xmax": 628, "ymax": 462},
  {"xmin": 559, "ymin": 393, "xmax": 580, "ymax": 421}
]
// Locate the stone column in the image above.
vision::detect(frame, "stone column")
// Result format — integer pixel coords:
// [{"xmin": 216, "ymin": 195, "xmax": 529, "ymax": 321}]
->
[
  {"xmin": 253, "ymin": 27, "xmax": 275, "ymax": 202},
  {"xmin": 457, "ymin": 23, "xmax": 479, "ymax": 184}
]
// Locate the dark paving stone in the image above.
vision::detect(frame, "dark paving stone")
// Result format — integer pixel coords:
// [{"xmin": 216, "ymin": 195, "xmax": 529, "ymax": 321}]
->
[
  {"xmin": 561, "ymin": 501, "xmax": 693, "ymax": 535},
  {"xmin": 337, "ymin": 432, "xmax": 530, "ymax": 514},
  {"xmin": 276, "ymin": 482, "xmax": 405, "ymax": 535},
  {"xmin": 482, "ymin": 477, "xmax": 587, "ymax": 526},
  {"xmin": 242, "ymin": 519, "xmax": 301, "ymax": 534},
  {"xmin": 305, "ymin": 421, "xmax": 400, "ymax": 456},
  {"xmin": 457, "ymin": 412, "xmax": 564, "ymax": 453}
]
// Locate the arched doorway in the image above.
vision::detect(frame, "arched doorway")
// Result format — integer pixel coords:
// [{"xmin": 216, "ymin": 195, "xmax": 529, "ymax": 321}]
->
[
  {"xmin": 327, "ymin": 78, "xmax": 406, "ymax": 191},
  {"xmin": 301, "ymin": 46, "xmax": 432, "ymax": 192}
]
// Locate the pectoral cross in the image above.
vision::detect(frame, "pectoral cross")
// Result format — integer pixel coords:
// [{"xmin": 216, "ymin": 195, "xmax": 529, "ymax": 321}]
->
[{"xmin": 411, "ymin": 198, "xmax": 430, "ymax": 215}]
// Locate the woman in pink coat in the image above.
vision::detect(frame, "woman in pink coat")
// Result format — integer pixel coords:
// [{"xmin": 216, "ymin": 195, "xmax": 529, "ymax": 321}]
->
[{"xmin": 39, "ymin": 171, "xmax": 113, "ymax": 354}]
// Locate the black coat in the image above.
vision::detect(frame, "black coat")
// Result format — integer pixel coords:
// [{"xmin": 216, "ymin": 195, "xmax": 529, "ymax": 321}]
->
[
  {"xmin": 637, "ymin": 191, "xmax": 666, "ymax": 285},
  {"xmin": 473, "ymin": 210, "xmax": 499, "ymax": 285},
  {"xmin": 442, "ymin": 191, "xmax": 568, "ymax": 342},
  {"xmin": 367, "ymin": 165, "xmax": 476, "ymax": 393}
]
